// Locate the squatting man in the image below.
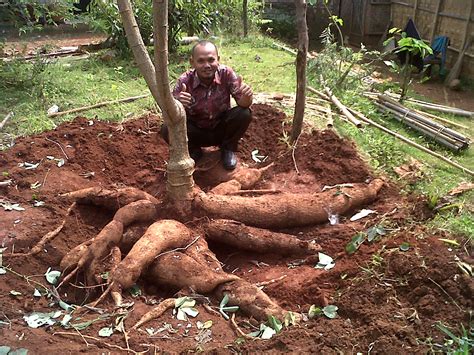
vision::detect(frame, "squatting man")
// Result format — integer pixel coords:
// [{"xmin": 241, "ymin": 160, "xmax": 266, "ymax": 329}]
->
[{"xmin": 161, "ymin": 40, "xmax": 253, "ymax": 170}]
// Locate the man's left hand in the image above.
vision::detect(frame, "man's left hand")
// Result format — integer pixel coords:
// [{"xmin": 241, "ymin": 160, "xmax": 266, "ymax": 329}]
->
[{"xmin": 235, "ymin": 76, "xmax": 253, "ymax": 108}]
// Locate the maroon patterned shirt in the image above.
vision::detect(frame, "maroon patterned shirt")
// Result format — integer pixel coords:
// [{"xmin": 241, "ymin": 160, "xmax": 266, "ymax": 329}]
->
[{"xmin": 172, "ymin": 65, "xmax": 242, "ymax": 128}]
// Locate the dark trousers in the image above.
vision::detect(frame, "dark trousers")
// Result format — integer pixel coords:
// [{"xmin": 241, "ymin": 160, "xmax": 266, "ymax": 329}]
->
[{"xmin": 160, "ymin": 106, "xmax": 252, "ymax": 152}]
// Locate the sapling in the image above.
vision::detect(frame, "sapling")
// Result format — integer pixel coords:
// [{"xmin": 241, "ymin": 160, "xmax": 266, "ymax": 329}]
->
[{"xmin": 384, "ymin": 28, "xmax": 433, "ymax": 103}]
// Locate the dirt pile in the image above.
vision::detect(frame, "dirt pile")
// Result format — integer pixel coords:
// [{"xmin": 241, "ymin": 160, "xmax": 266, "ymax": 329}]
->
[{"xmin": 0, "ymin": 104, "xmax": 471, "ymax": 353}]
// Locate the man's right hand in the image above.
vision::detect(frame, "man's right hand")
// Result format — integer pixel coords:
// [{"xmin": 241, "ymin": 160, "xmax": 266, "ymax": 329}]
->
[{"xmin": 177, "ymin": 83, "xmax": 192, "ymax": 108}]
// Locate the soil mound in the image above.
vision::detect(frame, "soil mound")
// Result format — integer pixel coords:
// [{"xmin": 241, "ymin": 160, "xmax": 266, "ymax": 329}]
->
[{"xmin": 0, "ymin": 104, "xmax": 471, "ymax": 353}]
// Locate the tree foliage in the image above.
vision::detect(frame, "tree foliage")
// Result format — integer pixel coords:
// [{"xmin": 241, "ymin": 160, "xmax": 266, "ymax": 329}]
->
[
  {"xmin": 86, "ymin": 0, "xmax": 264, "ymax": 54},
  {"xmin": 1, "ymin": 0, "xmax": 74, "ymax": 34}
]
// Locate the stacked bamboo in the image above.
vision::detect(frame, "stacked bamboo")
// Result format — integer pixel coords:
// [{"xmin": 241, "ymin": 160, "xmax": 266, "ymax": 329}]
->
[
  {"xmin": 365, "ymin": 91, "xmax": 474, "ymax": 118},
  {"xmin": 371, "ymin": 95, "xmax": 470, "ymax": 151}
]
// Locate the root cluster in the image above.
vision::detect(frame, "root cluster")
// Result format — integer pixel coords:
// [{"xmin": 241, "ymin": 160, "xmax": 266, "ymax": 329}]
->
[{"xmin": 18, "ymin": 167, "xmax": 384, "ymax": 328}]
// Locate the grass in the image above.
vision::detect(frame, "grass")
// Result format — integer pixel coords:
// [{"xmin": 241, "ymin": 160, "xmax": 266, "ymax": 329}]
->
[{"xmin": 1, "ymin": 32, "xmax": 472, "ymax": 238}]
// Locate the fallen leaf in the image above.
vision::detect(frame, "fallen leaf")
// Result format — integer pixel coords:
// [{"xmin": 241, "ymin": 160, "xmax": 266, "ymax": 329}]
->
[
  {"xmin": 23, "ymin": 311, "xmax": 59, "ymax": 328},
  {"xmin": 98, "ymin": 327, "xmax": 114, "ymax": 337},
  {"xmin": 260, "ymin": 325, "xmax": 276, "ymax": 339},
  {"xmin": 350, "ymin": 209, "xmax": 376, "ymax": 221},
  {"xmin": 322, "ymin": 305, "xmax": 338, "ymax": 319},
  {"xmin": 44, "ymin": 268, "xmax": 61, "ymax": 285},
  {"xmin": 315, "ymin": 252, "xmax": 335, "ymax": 270},
  {"xmin": 448, "ymin": 182, "xmax": 474, "ymax": 196}
]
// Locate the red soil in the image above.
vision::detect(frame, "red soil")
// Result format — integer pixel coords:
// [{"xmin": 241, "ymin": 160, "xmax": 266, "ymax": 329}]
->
[{"xmin": 0, "ymin": 104, "xmax": 471, "ymax": 353}]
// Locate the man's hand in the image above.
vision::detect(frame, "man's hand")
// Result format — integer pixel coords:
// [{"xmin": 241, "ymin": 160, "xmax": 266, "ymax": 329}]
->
[
  {"xmin": 235, "ymin": 76, "xmax": 253, "ymax": 108},
  {"xmin": 177, "ymin": 83, "xmax": 192, "ymax": 108}
]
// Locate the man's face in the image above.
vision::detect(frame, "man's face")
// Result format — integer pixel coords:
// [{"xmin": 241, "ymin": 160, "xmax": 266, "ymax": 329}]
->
[{"xmin": 190, "ymin": 43, "xmax": 219, "ymax": 83}]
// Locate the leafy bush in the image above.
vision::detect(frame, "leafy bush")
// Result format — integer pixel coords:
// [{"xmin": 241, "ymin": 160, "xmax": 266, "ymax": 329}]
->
[
  {"xmin": 1, "ymin": 0, "xmax": 74, "ymax": 34},
  {"xmin": 308, "ymin": 26, "xmax": 380, "ymax": 90},
  {"xmin": 85, "ymin": 0, "xmax": 264, "ymax": 55}
]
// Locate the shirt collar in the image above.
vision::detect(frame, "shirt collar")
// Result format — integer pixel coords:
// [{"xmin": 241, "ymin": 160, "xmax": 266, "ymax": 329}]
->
[{"xmin": 192, "ymin": 67, "xmax": 222, "ymax": 89}]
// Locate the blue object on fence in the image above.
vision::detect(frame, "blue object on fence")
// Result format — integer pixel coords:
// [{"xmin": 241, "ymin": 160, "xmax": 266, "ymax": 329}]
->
[{"xmin": 424, "ymin": 36, "xmax": 450, "ymax": 75}]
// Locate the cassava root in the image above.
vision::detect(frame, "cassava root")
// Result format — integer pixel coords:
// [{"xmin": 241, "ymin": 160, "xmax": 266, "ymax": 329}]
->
[{"xmin": 197, "ymin": 179, "xmax": 384, "ymax": 228}]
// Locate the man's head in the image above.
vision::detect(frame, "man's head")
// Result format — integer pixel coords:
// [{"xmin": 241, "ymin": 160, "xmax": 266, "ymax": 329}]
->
[{"xmin": 190, "ymin": 40, "xmax": 219, "ymax": 84}]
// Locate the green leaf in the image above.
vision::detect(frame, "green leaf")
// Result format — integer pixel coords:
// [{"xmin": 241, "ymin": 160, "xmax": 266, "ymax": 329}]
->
[
  {"xmin": 59, "ymin": 300, "xmax": 75, "ymax": 312},
  {"xmin": 322, "ymin": 305, "xmax": 338, "ymax": 319},
  {"xmin": 389, "ymin": 27, "xmax": 401, "ymax": 34},
  {"xmin": 9, "ymin": 348, "xmax": 28, "ymax": 355},
  {"xmin": 219, "ymin": 294, "xmax": 229, "ymax": 309},
  {"xmin": 345, "ymin": 232, "xmax": 367, "ymax": 254},
  {"xmin": 267, "ymin": 315, "xmax": 283, "ymax": 333},
  {"xmin": 98, "ymin": 327, "xmax": 114, "ymax": 337},
  {"xmin": 23, "ymin": 311, "xmax": 59, "ymax": 328},
  {"xmin": 308, "ymin": 305, "xmax": 322, "ymax": 319},
  {"xmin": 284, "ymin": 312, "xmax": 297, "ymax": 327},
  {"xmin": 44, "ymin": 268, "xmax": 61, "ymax": 285},
  {"xmin": 181, "ymin": 307, "xmax": 199, "ymax": 318},
  {"xmin": 175, "ymin": 296, "xmax": 195, "ymax": 309},
  {"xmin": 399, "ymin": 242, "xmax": 410, "ymax": 252},
  {"xmin": 60, "ymin": 314, "xmax": 73, "ymax": 327},
  {"xmin": 128, "ymin": 285, "xmax": 141, "ymax": 297},
  {"xmin": 222, "ymin": 306, "xmax": 239, "ymax": 314}
]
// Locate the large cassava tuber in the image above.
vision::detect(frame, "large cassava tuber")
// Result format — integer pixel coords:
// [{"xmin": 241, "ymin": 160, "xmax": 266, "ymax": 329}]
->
[
  {"xmin": 112, "ymin": 219, "xmax": 192, "ymax": 289},
  {"xmin": 61, "ymin": 187, "xmax": 159, "ymax": 210},
  {"xmin": 197, "ymin": 179, "xmax": 384, "ymax": 228},
  {"xmin": 206, "ymin": 219, "xmax": 321, "ymax": 255}
]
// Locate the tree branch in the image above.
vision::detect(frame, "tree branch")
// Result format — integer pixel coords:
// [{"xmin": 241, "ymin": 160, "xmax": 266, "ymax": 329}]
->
[{"xmin": 116, "ymin": 0, "xmax": 160, "ymax": 103}]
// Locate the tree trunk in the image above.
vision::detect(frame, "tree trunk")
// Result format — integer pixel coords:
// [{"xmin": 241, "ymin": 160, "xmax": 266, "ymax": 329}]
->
[
  {"xmin": 290, "ymin": 0, "xmax": 308, "ymax": 143},
  {"xmin": 243, "ymin": 0, "xmax": 248, "ymax": 37},
  {"xmin": 118, "ymin": 0, "xmax": 195, "ymax": 201}
]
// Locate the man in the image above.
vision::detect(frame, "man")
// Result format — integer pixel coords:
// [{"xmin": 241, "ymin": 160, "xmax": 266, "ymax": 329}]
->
[{"xmin": 161, "ymin": 40, "xmax": 253, "ymax": 170}]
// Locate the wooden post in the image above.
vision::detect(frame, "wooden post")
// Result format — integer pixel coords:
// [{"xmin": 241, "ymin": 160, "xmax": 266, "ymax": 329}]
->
[
  {"xmin": 459, "ymin": 0, "xmax": 473, "ymax": 51},
  {"xmin": 412, "ymin": 0, "xmax": 419, "ymax": 22},
  {"xmin": 243, "ymin": 0, "xmax": 248, "ymax": 37},
  {"xmin": 430, "ymin": 0, "xmax": 442, "ymax": 42}
]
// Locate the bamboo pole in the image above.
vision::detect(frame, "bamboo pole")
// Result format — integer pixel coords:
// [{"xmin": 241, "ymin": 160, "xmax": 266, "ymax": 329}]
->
[
  {"xmin": 412, "ymin": 108, "xmax": 469, "ymax": 130},
  {"xmin": 375, "ymin": 102, "xmax": 465, "ymax": 151},
  {"xmin": 364, "ymin": 91, "xmax": 474, "ymax": 117},
  {"xmin": 326, "ymin": 106, "xmax": 334, "ymax": 128},
  {"xmin": 378, "ymin": 95, "xmax": 469, "ymax": 144},
  {"xmin": 324, "ymin": 87, "xmax": 363, "ymax": 128},
  {"xmin": 0, "ymin": 112, "xmax": 13, "ymax": 130},
  {"xmin": 47, "ymin": 94, "xmax": 150, "ymax": 117},
  {"xmin": 354, "ymin": 110, "xmax": 474, "ymax": 177}
]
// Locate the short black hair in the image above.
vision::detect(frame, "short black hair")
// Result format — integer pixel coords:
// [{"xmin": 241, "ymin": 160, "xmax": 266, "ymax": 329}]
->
[{"xmin": 191, "ymin": 40, "xmax": 219, "ymax": 57}]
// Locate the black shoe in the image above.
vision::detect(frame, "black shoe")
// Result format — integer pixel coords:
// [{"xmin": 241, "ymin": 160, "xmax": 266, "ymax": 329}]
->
[
  {"xmin": 190, "ymin": 147, "xmax": 203, "ymax": 162},
  {"xmin": 221, "ymin": 149, "xmax": 237, "ymax": 170}
]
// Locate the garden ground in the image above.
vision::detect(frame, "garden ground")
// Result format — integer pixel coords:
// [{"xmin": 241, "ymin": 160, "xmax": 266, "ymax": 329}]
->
[
  {"xmin": 1, "ymin": 24, "xmax": 473, "ymax": 353},
  {"xmin": 0, "ymin": 104, "xmax": 472, "ymax": 353}
]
